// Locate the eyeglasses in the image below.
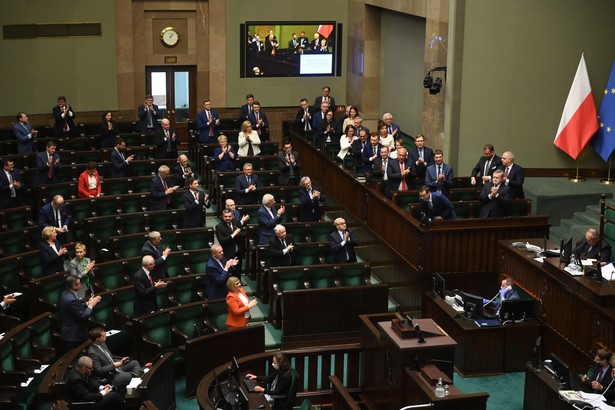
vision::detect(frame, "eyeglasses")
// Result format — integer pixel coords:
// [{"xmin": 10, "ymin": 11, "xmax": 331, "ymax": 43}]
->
[{"xmin": 85, "ymin": 366, "xmax": 93, "ymax": 370}]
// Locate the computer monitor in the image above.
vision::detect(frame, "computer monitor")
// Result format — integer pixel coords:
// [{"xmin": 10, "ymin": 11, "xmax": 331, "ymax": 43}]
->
[
  {"xmin": 228, "ymin": 356, "xmax": 241, "ymax": 390},
  {"xmin": 500, "ymin": 299, "xmax": 536, "ymax": 321},
  {"xmin": 560, "ymin": 237, "xmax": 573, "ymax": 264},
  {"xmin": 550, "ymin": 352, "xmax": 573, "ymax": 389},
  {"xmin": 433, "ymin": 273, "xmax": 445, "ymax": 298},
  {"xmin": 530, "ymin": 336, "xmax": 542, "ymax": 369},
  {"xmin": 461, "ymin": 292, "xmax": 484, "ymax": 319}
]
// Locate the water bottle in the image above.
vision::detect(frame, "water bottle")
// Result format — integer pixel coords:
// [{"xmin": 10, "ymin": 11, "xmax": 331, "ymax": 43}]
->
[{"xmin": 435, "ymin": 377, "xmax": 445, "ymax": 398}]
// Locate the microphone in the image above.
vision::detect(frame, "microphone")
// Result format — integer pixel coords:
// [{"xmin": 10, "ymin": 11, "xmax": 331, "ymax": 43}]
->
[{"xmin": 415, "ymin": 324, "xmax": 426, "ymax": 344}]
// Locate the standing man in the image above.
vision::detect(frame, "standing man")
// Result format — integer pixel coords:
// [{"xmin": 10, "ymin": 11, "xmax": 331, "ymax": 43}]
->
[
  {"xmin": 109, "ymin": 138, "xmax": 134, "ymax": 178},
  {"xmin": 407, "ymin": 134, "xmax": 434, "ymax": 179},
  {"xmin": 141, "ymin": 231, "xmax": 171, "ymax": 280},
  {"xmin": 425, "ymin": 149, "xmax": 454, "ymax": 200},
  {"xmin": 137, "ymin": 95, "xmax": 160, "ymax": 133},
  {"xmin": 311, "ymin": 101, "xmax": 329, "ymax": 136},
  {"xmin": 225, "ymin": 199, "xmax": 250, "ymax": 226},
  {"xmin": 38, "ymin": 195, "xmax": 70, "ymax": 243},
  {"xmin": 499, "ymin": 151, "xmax": 525, "ymax": 199},
  {"xmin": 362, "ymin": 132, "xmax": 383, "ymax": 175},
  {"xmin": 294, "ymin": 98, "xmax": 312, "ymax": 135},
  {"xmin": 268, "ymin": 225, "xmax": 295, "ymax": 267},
  {"xmin": 0, "ymin": 159, "xmax": 23, "ymax": 209},
  {"xmin": 174, "ymin": 154, "xmax": 197, "ymax": 188},
  {"xmin": 234, "ymin": 163, "xmax": 260, "ymax": 205},
  {"xmin": 351, "ymin": 129, "xmax": 369, "ymax": 173},
  {"xmin": 215, "ymin": 209, "xmax": 246, "ymax": 276},
  {"xmin": 471, "ymin": 144, "xmax": 501, "ymax": 187},
  {"xmin": 60, "ymin": 276, "xmax": 101, "ymax": 349},
  {"xmin": 149, "ymin": 165, "xmax": 179, "ymax": 211},
  {"xmin": 183, "ymin": 177, "xmax": 210, "ymax": 228},
  {"xmin": 278, "ymin": 141, "xmax": 301, "ymax": 185},
  {"xmin": 155, "ymin": 118, "xmax": 178, "ymax": 159},
  {"xmin": 258, "ymin": 194, "xmax": 285, "ymax": 245},
  {"xmin": 206, "ymin": 244, "xmax": 238, "ymax": 299},
  {"xmin": 13, "ymin": 112, "xmax": 38, "ymax": 154},
  {"xmin": 386, "ymin": 147, "xmax": 414, "ymax": 198},
  {"xmin": 372, "ymin": 146, "xmax": 390, "ymax": 182},
  {"xmin": 288, "ymin": 33, "xmax": 299, "ymax": 52},
  {"xmin": 382, "ymin": 113, "xmax": 401, "ymax": 139},
  {"xmin": 330, "ymin": 218, "xmax": 358, "ymax": 263},
  {"xmin": 239, "ymin": 94, "xmax": 255, "ymax": 122},
  {"xmin": 298, "ymin": 31, "xmax": 308, "ymax": 52},
  {"xmin": 134, "ymin": 255, "xmax": 167, "ymax": 316},
  {"xmin": 298, "ymin": 176, "xmax": 323, "ymax": 222},
  {"xmin": 52, "ymin": 96, "xmax": 76, "ymax": 138},
  {"xmin": 196, "ymin": 99, "xmax": 220, "ymax": 143},
  {"xmin": 418, "ymin": 186, "xmax": 457, "ymax": 221},
  {"xmin": 67, "ymin": 356, "xmax": 124, "ymax": 410},
  {"xmin": 35, "ymin": 141, "xmax": 61, "ymax": 186},
  {"xmin": 313, "ymin": 86, "xmax": 336, "ymax": 113},
  {"xmin": 479, "ymin": 170, "xmax": 510, "ymax": 218},
  {"xmin": 248, "ymin": 101, "xmax": 269, "ymax": 142}
]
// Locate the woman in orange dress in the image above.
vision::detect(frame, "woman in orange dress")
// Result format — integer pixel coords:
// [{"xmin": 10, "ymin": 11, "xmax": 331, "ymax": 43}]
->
[{"xmin": 225, "ymin": 276, "xmax": 257, "ymax": 329}]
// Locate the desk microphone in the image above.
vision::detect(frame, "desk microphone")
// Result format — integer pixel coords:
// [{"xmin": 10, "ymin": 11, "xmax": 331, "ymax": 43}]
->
[{"xmin": 415, "ymin": 324, "xmax": 426, "ymax": 344}]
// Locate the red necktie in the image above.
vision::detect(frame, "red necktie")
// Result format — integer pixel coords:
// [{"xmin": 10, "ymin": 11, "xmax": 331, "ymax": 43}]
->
[
  {"xmin": 148, "ymin": 273, "xmax": 153, "ymax": 286},
  {"xmin": 47, "ymin": 155, "xmax": 53, "ymax": 179},
  {"xmin": 505, "ymin": 167, "xmax": 509, "ymax": 177},
  {"xmin": 400, "ymin": 162, "xmax": 407, "ymax": 191},
  {"xmin": 162, "ymin": 178, "xmax": 170, "ymax": 205}
]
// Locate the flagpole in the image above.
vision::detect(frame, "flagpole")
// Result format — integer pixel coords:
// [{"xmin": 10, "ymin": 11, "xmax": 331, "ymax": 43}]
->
[
  {"xmin": 569, "ymin": 159, "xmax": 585, "ymax": 182},
  {"xmin": 601, "ymin": 156, "xmax": 615, "ymax": 184}
]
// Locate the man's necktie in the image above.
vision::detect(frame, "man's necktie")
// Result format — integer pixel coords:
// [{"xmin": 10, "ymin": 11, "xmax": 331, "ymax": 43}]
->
[
  {"xmin": 194, "ymin": 191, "xmax": 198, "ymax": 202},
  {"xmin": 256, "ymin": 113, "xmax": 261, "ymax": 135},
  {"xmin": 56, "ymin": 208, "xmax": 62, "ymax": 228},
  {"xmin": 388, "ymin": 125, "xmax": 392, "ymax": 134},
  {"xmin": 7, "ymin": 172, "xmax": 15, "ymax": 197},
  {"xmin": 400, "ymin": 162, "xmax": 407, "ymax": 191},
  {"xmin": 247, "ymin": 176, "xmax": 251, "ymax": 186},
  {"xmin": 63, "ymin": 107, "xmax": 69, "ymax": 132},
  {"xmin": 505, "ymin": 167, "xmax": 510, "ymax": 178},
  {"xmin": 147, "ymin": 273, "xmax": 153, "ymax": 286},
  {"xmin": 48, "ymin": 155, "xmax": 53, "ymax": 179},
  {"xmin": 304, "ymin": 110, "xmax": 311, "ymax": 131},
  {"xmin": 166, "ymin": 130, "xmax": 171, "ymax": 152},
  {"xmin": 484, "ymin": 159, "xmax": 491, "ymax": 177},
  {"xmin": 118, "ymin": 149, "xmax": 125, "ymax": 161},
  {"xmin": 162, "ymin": 178, "xmax": 170, "ymax": 205},
  {"xmin": 419, "ymin": 149, "xmax": 423, "ymax": 159},
  {"xmin": 288, "ymin": 154, "xmax": 294, "ymax": 178},
  {"xmin": 147, "ymin": 107, "xmax": 153, "ymax": 128},
  {"xmin": 207, "ymin": 111, "xmax": 214, "ymax": 136}
]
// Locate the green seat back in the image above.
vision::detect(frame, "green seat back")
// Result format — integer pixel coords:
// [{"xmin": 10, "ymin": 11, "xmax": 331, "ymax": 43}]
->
[
  {"xmin": 169, "ymin": 277, "xmax": 201, "ymax": 305},
  {"xmin": 148, "ymin": 211, "xmax": 176, "ymax": 232},
  {"xmin": 0, "ymin": 259, "xmax": 21, "ymax": 291},
  {"xmin": 95, "ymin": 263, "xmax": 126, "ymax": 291},
  {"xmin": 114, "ymin": 287, "xmax": 135, "ymax": 319},
  {"xmin": 90, "ymin": 293, "xmax": 115, "ymax": 328},
  {"xmin": 121, "ymin": 195, "xmax": 146, "ymax": 214},
  {"xmin": 275, "ymin": 269, "xmax": 305, "ymax": 291},
  {"xmin": 604, "ymin": 222, "xmax": 615, "ymax": 251},
  {"xmin": 187, "ymin": 252, "xmax": 209, "ymax": 274},
  {"xmin": 206, "ymin": 299, "xmax": 228, "ymax": 331},
  {"xmin": 132, "ymin": 178, "xmax": 152, "ymax": 194},
  {"xmin": 180, "ymin": 230, "xmax": 212, "ymax": 251},
  {"xmin": 37, "ymin": 274, "xmax": 66, "ymax": 307},
  {"xmin": 103, "ymin": 179, "xmax": 130, "ymax": 195},
  {"xmin": 453, "ymin": 202, "xmax": 472, "ymax": 219},
  {"xmin": 113, "ymin": 235, "xmax": 145, "ymax": 259},
  {"xmin": 156, "ymin": 287, "xmax": 169, "ymax": 311},
  {"xmin": 121, "ymin": 214, "xmax": 147, "ymax": 235},
  {"xmin": 339, "ymin": 264, "xmax": 368, "ymax": 287},
  {"xmin": 12, "ymin": 329, "xmax": 34, "ymax": 360},
  {"xmin": 1, "ymin": 232, "xmax": 27, "ymax": 256},
  {"xmin": 293, "ymin": 246, "xmax": 320, "ymax": 266},
  {"xmin": 69, "ymin": 200, "xmax": 94, "ymax": 223},
  {"xmin": 308, "ymin": 266, "xmax": 336, "ymax": 289},
  {"xmin": 309, "ymin": 224, "xmax": 333, "ymax": 242},
  {"xmin": 0, "ymin": 342, "xmax": 16, "ymax": 371},
  {"xmin": 29, "ymin": 315, "xmax": 54, "ymax": 349},
  {"xmin": 166, "ymin": 253, "xmax": 187, "ymax": 278},
  {"xmin": 22, "ymin": 253, "xmax": 43, "ymax": 279},
  {"xmin": 142, "ymin": 312, "xmax": 172, "ymax": 348},
  {"xmin": 172, "ymin": 304, "xmax": 205, "ymax": 337}
]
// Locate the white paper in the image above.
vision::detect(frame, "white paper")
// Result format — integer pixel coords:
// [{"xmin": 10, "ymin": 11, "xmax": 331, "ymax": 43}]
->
[
  {"xmin": 579, "ymin": 392, "xmax": 615, "ymax": 409},
  {"xmin": 34, "ymin": 364, "xmax": 49, "ymax": 374},
  {"xmin": 534, "ymin": 257, "xmax": 545, "ymax": 263},
  {"xmin": 581, "ymin": 259, "xmax": 594, "ymax": 266},
  {"xmin": 565, "ymin": 265, "xmax": 584, "ymax": 276},
  {"xmin": 127, "ymin": 378, "xmax": 142, "ymax": 388},
  {"xmin": 105, "ymin": 330, "xmax": 121, "ymax": 336},
  {"xmin": 11, "ymin": 292, "xmax": 22, "ymax": 297},
  {"xmin": 602, "ymin": 263, "xmax": 615, "ymax": 281},
  {"xmin": 20, "ymin": 377, "xmax": 34, "ymax": 387}
]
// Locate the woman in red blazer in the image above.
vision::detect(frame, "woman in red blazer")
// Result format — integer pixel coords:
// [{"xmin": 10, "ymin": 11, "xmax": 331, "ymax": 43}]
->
[
  {"xmin": 225, "ymin": 276, "xmax": 257, "ymax": 329},
  {"xmin": 77, "ymin": 162, "xmax": 102, "ymax": 198}
]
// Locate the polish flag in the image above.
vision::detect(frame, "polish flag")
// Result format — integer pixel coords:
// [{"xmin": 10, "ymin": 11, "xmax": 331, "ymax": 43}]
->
[
  {"xmin": 554, "ymin": 54, "xmax": 599, "ymax": 160},
  {"xmin": 317, "ymin": 24, "xmax": 334, "ymax": 39}
]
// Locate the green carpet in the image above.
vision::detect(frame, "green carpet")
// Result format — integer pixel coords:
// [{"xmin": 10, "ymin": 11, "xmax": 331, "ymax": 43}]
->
[{"xmin": 454, "ymin": 371, "xmax": 525, "ymax": 410}]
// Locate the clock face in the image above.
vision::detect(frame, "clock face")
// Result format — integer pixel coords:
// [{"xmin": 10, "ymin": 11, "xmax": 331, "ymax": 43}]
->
[{"xmin": 161, "ymin": 27, "xmax": 179, "ymax": 47}]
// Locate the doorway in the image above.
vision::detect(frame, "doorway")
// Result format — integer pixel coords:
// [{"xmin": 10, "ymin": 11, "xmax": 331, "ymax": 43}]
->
[{"xmin": 145, "ymin": 66, "xmax": 196, "ymax": 144}]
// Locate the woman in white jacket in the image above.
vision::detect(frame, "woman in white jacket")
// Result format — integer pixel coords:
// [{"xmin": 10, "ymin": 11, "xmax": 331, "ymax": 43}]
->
[
  {"xmin": 237, "ymin": 120, "xmax": 261, "ymax": 157},
  {"xmin": 337, "ymin": 124, "xmax": 357, "ymax": 161}
]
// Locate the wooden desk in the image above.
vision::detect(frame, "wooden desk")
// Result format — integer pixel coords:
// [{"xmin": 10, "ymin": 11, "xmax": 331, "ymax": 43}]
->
[
  {"xmin": 523, "ymin": 363, "xmax": 570, "ymax": 410},
  {"xmin": 499, "ymin": 239, "xmax": 615, "ymax": 376},
  {"xmin": 423, "ymin": 292, "xmax": 540, "ymax": 375}
]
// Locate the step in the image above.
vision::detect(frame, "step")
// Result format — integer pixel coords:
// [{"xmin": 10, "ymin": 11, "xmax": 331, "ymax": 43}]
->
[{"xmin": 573, "ymin": 210, "xmax": 600, "ymax": 226}]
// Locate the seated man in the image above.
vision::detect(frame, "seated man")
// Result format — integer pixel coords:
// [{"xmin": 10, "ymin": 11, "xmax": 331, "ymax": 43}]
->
[
  {"xmin": 87, "ymin": 327, "xmax": 142, "ymax": 394},
  {"xmin": 67, "ymin": 356, "xmax": 124, "ymax": 410},
  {"xmin": 581, "ymin": 349, "xmax": 614, "ymax": 396},
  {"xmin": 574, "ymin": 228, "xmax": 612, "ymax": 262},
  {"xmin": 418, "ymin": 186, "xmax": 457, "ymax": 221},
  {"xmin": 483, "ymin": 277, "xmax": 520, "ymax": 315}
]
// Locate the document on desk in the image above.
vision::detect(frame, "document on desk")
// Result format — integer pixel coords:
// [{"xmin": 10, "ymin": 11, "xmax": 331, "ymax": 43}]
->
[
  {"xmin": 579, "ymin": 392, "xmax": 615, "ymax": 409},
  {"xmin": 602, "ymin": 263, "xmax": 615, "ymax": 281},
  {"xmin": 564, "ymin": 266, "xmax": 584, "ymax": 276}
]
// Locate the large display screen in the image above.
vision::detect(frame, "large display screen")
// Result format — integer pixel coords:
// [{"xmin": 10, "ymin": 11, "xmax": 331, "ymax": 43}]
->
[{"xmin": 240, "ymin": 21, "xmax": 342, "ymax": 77}]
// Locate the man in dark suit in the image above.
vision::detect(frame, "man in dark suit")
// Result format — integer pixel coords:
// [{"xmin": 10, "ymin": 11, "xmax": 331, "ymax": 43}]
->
[
  {"xmin": 67, "ymin": 356, "xmax": 124, "ymax": 410},
  {"xmin": 407, "ymin": 134, "xmax": 434, "ymax": 179},
  {"xmin": 425, "ymin": 149, "xmax": 454, "ymax": 200},
  {"xmin": 109, "ymin": 138, "xmax": 134, "ymax": 178},
  {"xmin": 386, "ymin": 147, "xmax": 415, "ymax": 198},
  {"xmin": 154, "ymin": 118, "xmax": 178, "ymax": 159},
  {"xmin": 310, "ymin": 102, "xmax": 329, "ymax": 140},
  {"xmin": 225, "ymin": 199, "xmax": 250, "ymax": 226},
  {"xmin": 297, "ymin": 31, "xmax": 308, "ymax": 51},
  {"xmin": 471, "ymin": 144, "xmax": 501, "ymax": 188},
  {"xmin": 134, "ymin": 256, "xmax": 166, "ymax": 317},
  {"xmin": 313, "ymin": 86, "xmax": 336, "ymax": 113},
  {"xmin": 60, "ymin": 276, "xmax": 101, "ymax": 349},
  {"xmin": 479, "ymin": 170, "xmax": 511, "ymax": 218},
  {"xmin": 362, "ymin": 133, "xmax": 383, "ymax": 175},
  {"xmin": 196, "ymin": 99, "xmax": 220, "ymax": 143},
  {"xmin": 268, "ymin": 225, "xmax": 295, "ymax": 267},
  {"xmin": 136, "ymin": 95, "xmax": 160, "ymax": 133},
  {"xmin": 174, "ymin": 154, "xmax": 197, "ymax": 189},
  {"xmin": 419, "ymin": 186, "xmax": 457, "ymax": 220},
  {"xmin": 574, "ymin": 228, "xmax": 612, "ymax": 262},
  {"xmin": 352, "ymin": 117, "xmax": 370, "ymax": 138},
  {"xmin": 215, "ymin": 209, "xmax": 246, "ymax": 276},
  {"xmin": 581, "ymin": 349, "xmax": 614, "ymax": 396},
  {"xmin": 258, "ymin": 194, "xmax": 285, "ymax": 245},
  {"xmin": 499, "ymin": 151, "xmax": 525, "ymax": 199},
  {"xmin": 141, "ymin": 231, "xmax": 171, "ymax": 281},
  {"xmin": 35, "ymin": 141, "xmax": 61, "ymax": 186},
  {"xmin": 372, "ymin": 146, "xmax": 390, "ymax": 183},
  {"xmin": 87, "ymin": 327, "xmax": 142, "ymax": 393},
  {"xmin": 330, "ymin": 218, "xmax": 358, "ymax": 263},
  {"xmin": 278, "ymin": 141, "xmax": 301, "ymax": 185},
  {"xmin": 39, "ymin": 194, "xmax": 71, "ymax": 243},
  {"xmin": 206, "ymin": 244, "xmax": 238, "ymax": 299},
  {"xmin": 298, "ymin": 176, "xmax": 323, "ymax": 222},
  {"xmin": 351, "ymin": 129, "xmax": 369, "ymax": 173},
  {"xmin": 0, "ymin": 159, "xmax": 23, "ymax": 209},
  {"xmin": 52, "ymin": 96, "xmax": 77, "ymax": 137},
  {"xmin": 12, "ymin": 112, "xmax": 38, "ymax": 154},
  {"xmin": 149, "ymin": 165, "xmax": 179, "ymax": 211},
  {"xmin": 248, "ymin": 101, "xmax": 269, "ymax": 141},
  {"xmin": 382, "ymin": 113, "xmax": 401, "ymax": 140},
  {"xmin": 234, "ymin": 163, "xmax": 260, "ymax": 205},
  {"xmin": 183, "ymin": 177, "xmax": 210, "ymax": 228},
  {"xmin": 239, "ymin": 94, "xmax": 255, "ymax": 122},
  {"xmin": 294, "ymin": 98, "xmax": 312, "ymax": 135}
]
